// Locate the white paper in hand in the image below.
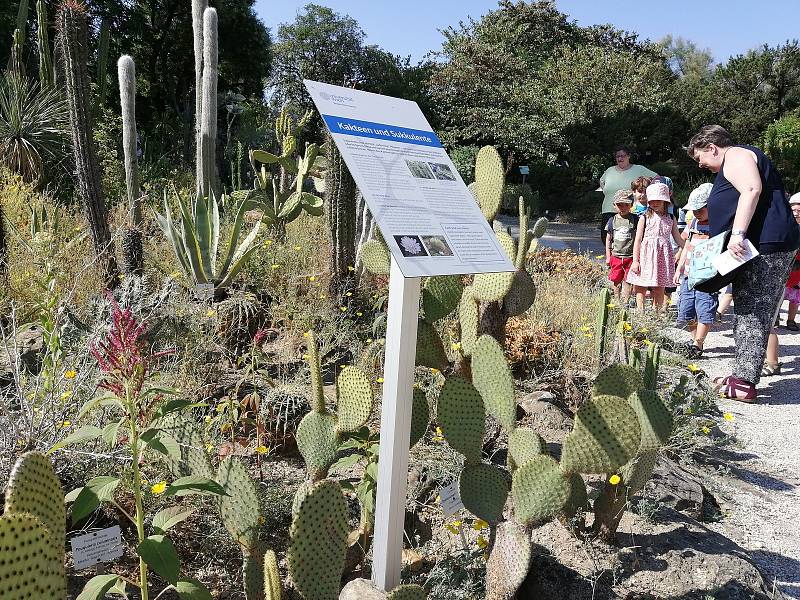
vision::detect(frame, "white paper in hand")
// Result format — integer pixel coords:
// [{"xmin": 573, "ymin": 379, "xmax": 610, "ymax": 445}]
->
[{"xmin": 712, "ymin": 239, "xmax": 760, "ymax": 275}]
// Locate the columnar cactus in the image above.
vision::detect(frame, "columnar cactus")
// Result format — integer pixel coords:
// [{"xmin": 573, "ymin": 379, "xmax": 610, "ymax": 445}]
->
[
  {"xmin": 192, "ymin": 0, "xmax": 208, "ymax": 182},
  {"xmin": 595, "ymin": 287, "xmax": 612, "ymax": 365},
  {"xmin": 118, "ymin": 54, "xmax": 143, "ymax": 275},
  {"xmin": 36, "ymin": 0, "xmax": 53, "ymax": 88},
  {"xmin": 263, "ymin": 550, "xmax": 282, "ymax": 600},
  {"xmin": 0, "ymin": 452, "xmax": 66, "ymax": 599},
  {"xmin": 96, "ymin": 19, "xmax": 110, "ymax": 105},
  {"xmin": 57, "ymin": 0, "xmax": 118, "ymax": 283},
  {"xmin": 8, "ymin": 28, "xmax": 25, "ymax": 75},
  {"xmin": 198, "ymin": 6, "xmax": 218, "ymax": 199},
  {"xmin": 295, "ymin": 331, "xmax": 374, "ymax": 481},
  {"xmin": 325, "ymin": 131, "xmax": 358, "ymax": 293}
]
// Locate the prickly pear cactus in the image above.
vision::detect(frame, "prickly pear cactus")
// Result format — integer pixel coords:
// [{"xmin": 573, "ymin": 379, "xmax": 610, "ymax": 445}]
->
[
  {"xmin": 296, "ymin": 411, "xmax": 338, "ymax": 481},
  {"xmin": 502, "ymin": 269, "xmax": 537, "ymax": 317},
  {"xmin": 422, "ymin": 275, "xmax": 463, "ymax": 323},
  {"xmin": 485, "ymin": 521, "xmax": 532, "ymax": 600},
  {"xmin": 472, "ymin": 269, "xmax": 515, "ymax": 303},
  {"xmin": 512, "ymin": 455, "xmax": 571, "ymax": 526},
  {"xmin": 437, "ymin": 376, "xmax": 485, "ymax": 463},
  {"xmin": 473, "ymin": 146, "xmax": 504, "ymax": 222},
  {"xmin": 507, "ymin": 428, "xmax": 545, "ymax": 472},
  {"xmin": 459, "ymin": 463, "xmax": 509, "ymax": 523},
  {"xmin": 471, "ymin": 335, "xmax": 516, "ymax": 431},
  {"xmin": 217, "ymin": 457, "xmax": 260, "ymax": 548},
  {"xmin": 264, "ymin": 549, "xmax": 282, "ymax": 600},
  {"xmin": 156, "ymin": 413, "xmax": 214, "ymax": 480},
  {"xmin": 336, "ymin": 366, "xmax": 373, "ymax": 434},
  {"xmin": 560, "ymin": 395, "xmax": 641, "ymax": 475},
  {"xmin": 0, "ymin": 512, "xmax": 66, "ymax": 598},
  {"xmin": 410, "ymin": 388, "xmax": 430, "ymax": 448},
  {"xmin": 591, "ymin": 363, "xmax": 642, "ymax": 399},
  {"xmin": 415, "ymin": 319, "xmax": 448, "ymax": 370},
  {"xmin": 561, "ymin": 473, "xmax": 589, "ymax": 520},
  {"xmin": 360, "ymin": 238, "xmax": 390, "ymax": 275},
  {"xmin": 458, "ymin": 289, "xmax": 480, "ymax": 356},
  {"xmin": 627, "ymin": 389, "xmax": 673, "ymax": 452},
  {"xmin": 386, "ymin": 584, "xmax": 428, "ymax": 600},
  {"xmin": 288, "ymin": 480, "xmax": 349, "ymax": 600},
  {"xmin": 4, "ymin": 452, "xmax": 65, "ymax": 547}
]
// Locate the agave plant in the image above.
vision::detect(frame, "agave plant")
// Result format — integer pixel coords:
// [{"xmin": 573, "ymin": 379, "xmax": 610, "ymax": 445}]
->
[
  {"xmin": 155, "ymin": 188, "xmax": 261, "ymax": 292},
  {"xmin": 0, "ymin": 72, "xmax": 68, "ymax": 185}
]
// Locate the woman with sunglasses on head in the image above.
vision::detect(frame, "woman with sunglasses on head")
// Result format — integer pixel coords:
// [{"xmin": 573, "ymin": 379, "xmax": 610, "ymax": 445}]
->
[{"xmin": 598, "ymin": 146, "xmax": 657, "ymax": 245}]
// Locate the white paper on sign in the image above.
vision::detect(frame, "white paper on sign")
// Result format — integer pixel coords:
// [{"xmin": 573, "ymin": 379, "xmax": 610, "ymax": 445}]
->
[
  {"xmin": 303, "ymin": 79, "xmax": 515, "ymax": 278},
  {"xmin": 70, "ymin": 526, "xmax": 124, "ymax": 570},
  {"xmin": 712, "ymin": 239, "xmax": 760, "ymax": 275},
  {"xmin": 439, "ymin": 481, "xmax": 465, "ymax": 517}
]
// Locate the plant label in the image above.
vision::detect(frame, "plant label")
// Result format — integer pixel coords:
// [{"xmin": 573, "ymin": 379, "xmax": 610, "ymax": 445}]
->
[
  {"xmin": 439, "ymin": 481, "xmax": 465, "ymax": 517},
  {"xmin": 195, "ymin": 283, "xmax": 214, "ymax": 301},
  {"xmin": 305, "ymin": 79, "xmax": 514, "ymax": 278},
  {"xmin": 71, "ymin": 526, "xmax": 123, "ymax": 570}
]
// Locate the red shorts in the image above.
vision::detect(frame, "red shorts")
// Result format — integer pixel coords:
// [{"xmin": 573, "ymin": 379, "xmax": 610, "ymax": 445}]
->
[{"xmin": 608, "ymin": 256, "xmax": 633, "ymax": 284}]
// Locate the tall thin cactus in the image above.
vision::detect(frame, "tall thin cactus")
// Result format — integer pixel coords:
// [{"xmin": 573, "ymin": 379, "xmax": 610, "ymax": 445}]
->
[
  {"xmin": 192, "ymin": 0, "xmax": 208, "ymax": 192},
  {"xmin": 15, "ymin": 0, "xmax": 30, "ymax": 32},
  {"xmin": 36, "ymin": 0, "xmax": 53, "ymax": 88},
  {"xmin": 57, "ymin": 0, "xmax": 118, "ymax": 283},
  {"xmin": 198, "ymin": 6, "xmax": 218, "ymax": 199},
  {"xmin": 96, "ymin": 19, "xmax": 110, "ymax": 105},
  {"xmin": 118, "ymin": 54, "xmax": 143, "ymax": 275},
  {"xmin": 8, "ymin": 29, "xmax": 25, "ymax": 75},
  {"xmin": 326, "ymin": 132, "xmax": 357, "ymax": 293}
]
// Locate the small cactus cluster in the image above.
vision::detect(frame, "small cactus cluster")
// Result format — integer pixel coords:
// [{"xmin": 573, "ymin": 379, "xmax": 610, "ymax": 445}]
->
[
  {"xmin": 295, "ymin": 331, "xmax": 375, "ymax": 481},
  {"xmin": 0, "ymin": 452, "xmax": 67, "ymax": 599}
]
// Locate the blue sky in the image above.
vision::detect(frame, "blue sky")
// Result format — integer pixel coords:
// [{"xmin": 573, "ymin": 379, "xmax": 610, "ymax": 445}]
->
[{"xmin": 253, "ymin": 0, "xmax": 800, "ymax": 64}]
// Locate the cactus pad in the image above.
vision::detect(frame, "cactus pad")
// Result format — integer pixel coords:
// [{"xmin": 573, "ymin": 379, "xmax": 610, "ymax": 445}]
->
[
  {"xmin": 415, "ymin": 319, "xmax": 449, "ymax": 370},
  {"xmin": 591, "ymin": 363, "xmax": 642, "ymax": 400},
  {"xmin": 0, "ymin": 513, "xmax": 66, "ymax": 598},
  {"xmin": 560, "ymin": 395, "xmax": 641, "ymax": 475},
  {"xmin": 530, "ymin": 217, "xmax": 548, "ymax": 239},
  {"xmin": 628, "ymin": 390, "xmax": 673, "ymax": 453},
  {"xmin": 473, "ymin": 270, "xmax": 515, "ymax": 303},
  {"xmin": 474, "ymin": 146, "xmax": 504, "ymax": 221},
  {"xmin": 387, "ymin": 584, "xmax": 427, "ymax": 600},
  {"xmin": 296, "ymin": 412, "xmax": 339, "ymax": 480},
  {"xmin": 496, "ymin": 230, "xmax": 517, "ymax": 262},
  {"xmin": 507, "ymin": 428, "xmax": 546, "ymax": 472},
  {"xmin": 422, "ymin": 275, "xmax": 463, "ymax": 323},
  {"xmin": 503, "ymin": 270, "xmax": 536, "ymax": 317},
  {"xmin": 336, "ymin": 366, "xmax": 374, "ymax": 433},
  {"xmin": 288, "ymin": 479, "xmax": 349, "ymax": 600},
  {"xmin": 561, "ymin": 473, "xmax": 588, "ymax": 519},
  {"xmin": 5, "ymin": 452, "xmax": 65, "ymax": 547},
  {"xmin": 511, "ymin": 455, "xmax": 571, "ymax": 526},
  {"xmin": 619, "ymin": 449, "xmax": 659, "ymax": 493},
  {"xmin": 361, "ymin": 239, "xmax": 391, "ymax": 275},
  {"xmin": 471, "ymin": 335, "xmax": 516, "ymax": 431},
  {"xmin": 459, "ymin": 290, "xmax": 479, "ymax": 356},
  {"xmin": 264, "ymin": 549, "xmax": 282, "ymax": 600},
  {"xmin": 485, "ymin": 520, "xmax": 531, "ymax": 600},
  {"xmin": 410, "ymin": 388, "xmax": 430, "ymax": 448},
  {"xmin": 217, "ymin": 457, "xmax": 260, "ymax": 548},
  {"xmin": 459, "ymin": 463, "xmax": 509, "ymax": 523},
  {"xmin": 437, "ymin": 376, "xmax": 485, "ymax": 463},
  {"xmin": 243, "ymin": 551, "xmax": 265, "ymax": 600},
  {"xmin": 156, "ymin": 413, "xmax": 214, "ymax": 480}
]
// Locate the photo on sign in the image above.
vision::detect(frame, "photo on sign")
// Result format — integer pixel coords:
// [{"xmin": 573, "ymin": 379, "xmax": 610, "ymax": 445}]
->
[
  {"xmin": 405, "ymin": 159, "xmax": 435, "ymax": 179},
  {"xmin": 393, "ymin": 235, "xmax": 429, "ymax": 258},
  {"xmin": 428, "ymin": 162, "xmax": 457, "ymax": 181},
  {"xmin": 421, "ymin": 235, "xmax": 454, "ymax": 257}
]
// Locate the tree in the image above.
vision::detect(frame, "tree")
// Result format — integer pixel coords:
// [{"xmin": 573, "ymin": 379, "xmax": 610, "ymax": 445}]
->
[{"xmin": 659, "ymin": 35, "xmax": 714, "ymax": 81}]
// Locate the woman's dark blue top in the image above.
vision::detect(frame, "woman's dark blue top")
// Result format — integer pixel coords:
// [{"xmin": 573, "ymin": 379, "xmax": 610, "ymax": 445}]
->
[{"xmin": 707, "ymin": 144, "xmax": 799, "ymax": 254}]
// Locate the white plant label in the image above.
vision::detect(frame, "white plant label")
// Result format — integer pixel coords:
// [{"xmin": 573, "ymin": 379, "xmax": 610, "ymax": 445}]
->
[
  {"xmin": 71, "ymin": 526, "xmax": 123, "ymax": 570},
  {"xmin": 195, "ymin": 282, "xmax": 214, "ymax": 301},
  {"xmin": 304, "ymin": 80, "xmax": 514, "ymax": 278},
  {"xmin": 439, "ymin": 481, "xmax": 465, "ymax": 517}
]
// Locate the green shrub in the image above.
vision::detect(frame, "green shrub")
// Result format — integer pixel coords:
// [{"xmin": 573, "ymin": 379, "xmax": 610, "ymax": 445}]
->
[
  {"xmin": 763, "ymin": 111, "xmax": 800, "ymax": 192},
  {"xmin": 449, "ymin": 145, "xmax": 479, "ymax": 183}
]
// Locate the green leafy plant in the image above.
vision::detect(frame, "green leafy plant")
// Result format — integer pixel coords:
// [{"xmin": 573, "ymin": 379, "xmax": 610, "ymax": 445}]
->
[{"xmin": 52, "ymin": 296, "xmax": 225, "ymax": 599}]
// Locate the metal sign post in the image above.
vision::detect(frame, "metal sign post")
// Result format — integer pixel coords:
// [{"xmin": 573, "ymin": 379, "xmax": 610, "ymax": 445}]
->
[{"xmin": 371, "ymin": 257, "xmax": 421, "ymax": 591}]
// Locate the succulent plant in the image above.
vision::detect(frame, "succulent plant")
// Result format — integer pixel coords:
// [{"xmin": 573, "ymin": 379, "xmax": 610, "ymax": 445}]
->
[
  {"xmin": 512, "ymin": 455, "xmax": 571, "ymax": 526},
  {"xmin": 296, "ymin": 332, "xmax": 374, "ymax": 480},
  {"xmin": 471, "ymin": 334, "xmax": 516, "ymax": 431},
  {"xmin": 118, "ymin": 54, "xmax": 143, "ymax": 275},
  {"xmin": 485, "ymin": 521, "xmax": 531, "ymax": 600},
  {"xmin": 437, "ymin": 375, "xmax": 485, "ymax": 463},
  {"xmin": 36, "ymin": 0, "xmax": 53, "ymax": 88},
  {"xmin": 4, "ymin": 452, "xmax": 66, "ymax": 547},
  {"xmin": 507, "ymin": 428, "xmax": 545, "ymax": 472},
  {"xmin": 155, "ymin": 188, "xmax": 261, "ymax": 292},
  {"xmin": 0, "ymin": 512, "xmax": 66, "ymax": 598},
  {"xmin": 422, "ymin": 275, "xmax": 463, "ymax": 323},
  {"xmin": 415, "ymin": 319, "xmax": 448, "ymax": 370},
  {"xmin": 473, "ymin": 146, "xmax": 504, "ymax": 222},
  {"xmin": 198, "ymin": 7, "xmax": 218, "ymax": 198},
  {"xmin": 96, "ymin": 19, "xmax": 110, "ymax": 105},
  {"xmin": 288, "ymin": 479, "xmax": 350, "ymax": 600},
  {"xmin": 386, "ymin": 584, "xmax": 428, "ymax": 600},
  {"xmin": 263, "ymin": 549, "xmax": 282, "ymax": 600},
  {"xmin": 156, "ymin": 413, "xmax": 214, "ymax": 480},
  {"xmin": 594, "ymin": 288, "xmax": 612, "ymax": 365},
  {"xmin": 192, "ymin": 0, "xmax": 208, "ymax": 174},
  {"xmin": 359, "ymin": 238, "xmax": 391, "ymax": 275},
  {"xmin": 409, "ymin": 388, "xmax": 430, "ymax": 448},
  {"xmin": 325, "ymin": 131, "xmax": 358, "ymax": 292},
  {"xmin": 459, "ymin": 462, "xmax": 509, "ymax": 524}
]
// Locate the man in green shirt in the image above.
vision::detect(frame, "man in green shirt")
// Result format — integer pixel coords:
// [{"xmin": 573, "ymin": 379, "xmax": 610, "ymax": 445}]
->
[{"xmin": 599, "ymin": 146, "xmax": 657, "ymax": 243}]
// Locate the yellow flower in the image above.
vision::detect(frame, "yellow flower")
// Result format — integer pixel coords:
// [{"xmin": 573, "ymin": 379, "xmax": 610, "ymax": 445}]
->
[
  {"xmin": 169, "ymin": 271, "xmax": 181, "ymax": 278},
  {"xmin": 303, "ymin": 331, "xmax": 310, "ymax": 337},
  {"xmin": 639, "ymin": 327, "xmax": 649, "ymax": 333},
  {"xmin": 430, "ymin": 368, "xmax": 439, "ymax": 374},
  {"xmin": 320, "ymin": 294, "xmax": 327, "ymax": 299},
  {"xmin": 347, "ymin": 265, "xmax": 355, "ymax": 271},
  {"xmin": 60, "ymin": 390, "xmax": 73, "ymax": 400},
  {"xmin": 445, "ymin": 520, "xmax": 462, "ymax": 534},
  {"xmin": 436, "ymin": 427, "xmax": 443, "ymax": 436},
  {"xmin": 579, "ymin": 325, "xmax": 591, "ymax": 332},
  {"xmin": 264, "ymin": 239, "xmax": 273, "ymax": 246},
  {"xmin": 205, "ymin": 443, "xmax": 213, "ymax": 452},
  {"xmin": 64, "ymin": 370, "xmax": 77, "ymax": 379},
  {"xmin": 356, "ymin": 311, "xmax": 363, "ymax": 317},
  {"xmin": 339, "ymin": 306, "xmax": 347, "ymax": 312},
  {"xmin": 258, "ymin": 516, "xmax": 266, "ymax": 526},
  {"xmin": 59, "ymin": 420, "xmax": 71, "ymax": 429},
  {"xmin": 271, "ymin": 264, "xmax": 280, "ymax": 270},
  {"xmin": 583, "ymin": 333, "xmax": 593, "ymax": 338},
  {"xmin": 204, "ymin": 415, "xmax": 212, "ymax": 423},
  {"xmin": 435, "ymin": 495, "xmax": 441, "ymax": 504},
  {"xmin": 302, "ymin": 353, "xmax": 309, "ymax": 360},
  {"xmin": 309, "ymin": 275, "xmax": 317, "ymax": 282},
  {"xmin": 150, "ymin": 481, "xmax": 167, "ymax": 495},
  {"xmin": 687, "ymin": 364, "xmax": 700, "ymax": 373},
  {"xmin": 472, "ymin": 519, "xmax": 489, "ymax": 531},
  {"xmin": 256, "ymin": 445, "xmax": 270, "ymax": 455},
  {"xmin": 723, "ymin": 413, "xmax": 735, "ymax": 422},
  {"xmin": 376, "ymin": 377, "xmax": 384, "ymax": 383},
  {"xmin": 595, "ymin": 255, "xmax": 605, "ymax": 259},
  {"xmin": 477, "ymin": 536, "xmax": 489, "ymax": 549},
  {"xmin": 346, "ymin": 292, "xmax": 353, "ymax": 297},
  {"xmin": 622, "ymin": 322, "xmax": 632, "ymax": 332},
  {"xmin": 451, "ymin": 342, "xmax": 462, "ymax": 351},
  {"xmin": 293, "ymin": 245, "xmax": 301, "ymax": 251},
  {"xmin": 607, "ymin": 302, "xmax": 618, "ymax": 309},
  {"xmin": 216, "ymin": 403, "xmax": 226, "ymax": 413},
  {"xmin": 701, "ymin": 426, "xmax": 711, "ymax": 434},
  {"xmin": 643, "ymin": 339, "xmax": 653, "ymax": 346},
  {"xmin": 206, "ymin": 309, "xmax": 216, "ymax": 317},
  {"xmin": 366, "ymin": 339, "xmax": 373, "ymax": 344}
]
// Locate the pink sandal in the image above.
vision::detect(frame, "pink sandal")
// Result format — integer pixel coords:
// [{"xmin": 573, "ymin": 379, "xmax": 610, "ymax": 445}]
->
[{"xmin": 713, "ymin": 375, "xmax": 757, "ymax": 402}]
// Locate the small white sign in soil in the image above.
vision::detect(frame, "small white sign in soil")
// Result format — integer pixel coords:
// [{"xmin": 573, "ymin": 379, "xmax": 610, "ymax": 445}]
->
[
  {"xmin": 439, "ymin": 481, "xmax": 465, "ymax": 517},
  {"xmin": 71, "ymin": 526, "xmax": 123, "ymax": 570}
]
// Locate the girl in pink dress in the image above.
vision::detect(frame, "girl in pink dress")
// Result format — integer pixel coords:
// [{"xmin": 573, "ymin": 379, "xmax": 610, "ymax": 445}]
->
[{"xmin": 626, "ymin": 182, "xmax": 685, "ymax": 311}]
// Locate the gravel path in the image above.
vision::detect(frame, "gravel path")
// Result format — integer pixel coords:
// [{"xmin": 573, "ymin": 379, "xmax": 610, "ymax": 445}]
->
[{"xmin": 697, "ymin": 301, "xmax": 800, "ymax": 598}]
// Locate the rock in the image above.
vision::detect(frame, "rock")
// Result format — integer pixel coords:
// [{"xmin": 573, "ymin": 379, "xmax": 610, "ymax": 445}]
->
[
  {"xmin": 654, "ymin": 327, "xmax": 693, "ymax": 352},
  {"xmin": 0, "ymin": 326, "xmax": 44, "ymax": 378},
  {"xmin": 518, "ymin": 392, "xmax": 573, "ymax": 444},
  {"xmin": 645, "ymin": 457, "xmax": 705, "ymax": 519},
  {"xmin": 402, "ymin": 548, "xmax": 424, "ymax": 573},
  {"xmin": 339, "ymin": 578, "xmax": 387, "ymax": 600}
]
